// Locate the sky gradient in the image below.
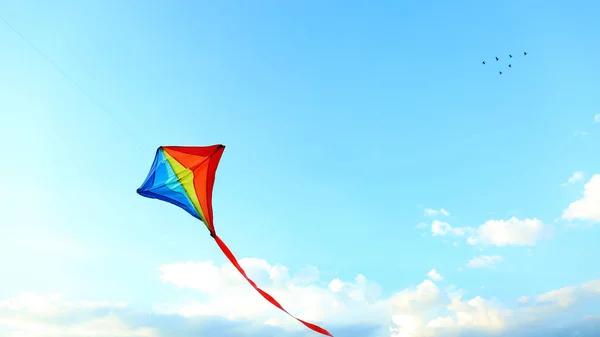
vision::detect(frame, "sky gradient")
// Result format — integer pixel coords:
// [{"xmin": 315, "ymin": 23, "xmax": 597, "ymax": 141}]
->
[{"xmin": 1, "ymin": 0, "xmax": 600, "ymax": 336}]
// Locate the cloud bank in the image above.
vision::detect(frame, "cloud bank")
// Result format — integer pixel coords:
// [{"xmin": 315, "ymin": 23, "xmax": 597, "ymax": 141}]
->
[{"xmin": 1, "ymin": 259, "xmax": 599, "ymax": 337}]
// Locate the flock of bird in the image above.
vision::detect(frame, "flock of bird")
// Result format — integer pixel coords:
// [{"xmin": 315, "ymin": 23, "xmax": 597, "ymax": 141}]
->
[{"xmin": 482, "ymin": 51, "xmax": 527, "ymax": 75}]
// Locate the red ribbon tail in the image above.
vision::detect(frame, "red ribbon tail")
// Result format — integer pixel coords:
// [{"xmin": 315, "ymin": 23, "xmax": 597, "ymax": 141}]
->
[{"xmin": 212, "ymin": 234, "xmax": 334, "ymax": 337}]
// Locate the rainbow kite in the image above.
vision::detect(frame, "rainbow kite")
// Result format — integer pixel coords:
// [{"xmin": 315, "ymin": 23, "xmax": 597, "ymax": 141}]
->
[{"xmin": 137, "ymin": 145, "xmax": 333, "ymax": 337}]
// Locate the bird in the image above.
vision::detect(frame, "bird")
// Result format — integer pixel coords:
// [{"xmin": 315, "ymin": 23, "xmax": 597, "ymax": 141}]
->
[
  {"xmin": 495, "ymin": 56, "xmax": 499, "ymax": 61},
  {"xmin": 509, "ymin": 54, "xmax": 513, "ymax": 58},
  {"xmin": 524, "ymin": 51, "xmax": 527, "ymax": 56},
  {"xmin": 508, "ymin": 64, "xmax": 512, "ymax": 68},
  {"xmin": 499, "ymin": 71, "xmax": 502, "ymax": 75},
  {"xmin": 482, "ymin": 61, "xmax": 486, "ymax": 65}
]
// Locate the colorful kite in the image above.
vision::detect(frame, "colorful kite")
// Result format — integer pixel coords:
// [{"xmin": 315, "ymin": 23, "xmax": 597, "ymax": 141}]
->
[{"xmin": 137, "ymin": 145, "xmax": 333, "ymax": 337}]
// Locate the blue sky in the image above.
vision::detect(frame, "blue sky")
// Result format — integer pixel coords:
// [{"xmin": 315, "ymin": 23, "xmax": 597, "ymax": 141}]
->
[{"xmin": 1, "ymin": 0, "xmax": 600, "ymax": 336}]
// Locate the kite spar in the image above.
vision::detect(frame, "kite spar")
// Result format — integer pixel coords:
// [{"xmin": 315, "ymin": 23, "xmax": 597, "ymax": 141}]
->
[{"xmin": 137, "ymin": 145, "xmax": 333, "ymax": 337}]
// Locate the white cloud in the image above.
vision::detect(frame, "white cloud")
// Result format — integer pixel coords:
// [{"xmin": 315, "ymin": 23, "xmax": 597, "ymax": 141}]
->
[
  {"xmin": 467, "ymin": 236, "xmax": 479, "ymax": 245},
  {"xmin": 0, "ymin": 293, "xmax": 155, "ymax": 337},
  {"xmin": 388, "ymin": 288, "xmax": 512, "ymax": 336},
  {"xmin": 582, "ymin": 279, "xmax": 600, "ymax": 293},
  {"xmin": 562, "ymin": 174, "xmax": 600, "ymax": 223},
  {"xmin": 431, "ymin": 220, "xmax": 468, "ymax": 237},
  {"xmin": 470, "ymin": 217, "xmax": 546, "ymax": 246},
  {"xmin": 594, "ymin": 114, "xmax": 600, "ymax": 123},
  {"xmin": 534, "ymin": 280, "xmax": 600, "ymax": 310},
  {"xmin": 387, "ymin": 279, "xmax": 512, "ymax": 336},
  {"xmin": 431, "ymin": 217, "xmax": 547, "ymax": 247},
  {"xmin": 575, "ymin": 131, "xmax": 589, "ymax": 136},
  {"xmin": 0, "ymin": 293, "xmax": 127, "ymax": 316},
  {"xmin": 562, "ymin": 171, "xmax": 585, "ymax": 186},
  {"xmin": 536, "ymin": 286, "xmax": 577, "ymax": 308},
  {"xmin": 517, "ymin": 296, "xmax": 529, "ymax": 304},
  {"xmin": 424, "ymin": 208, "xmax": 451, "ymax": 217},
  {"xmin": 328, "ymin": 278, "xmax": 344, "ymax": 293},
  {"xmin": 445, "ymin": 295, "xmax": 509, "ymax": 331},
  {"xmin": 387, "ymin": 279, "xmax": 441, "ymax": 312},
  {"xmin": 427, "ymin": 269, "xmax": 444, "ymax": 282},
  {"xmin": 466, "ymin": 255, "xmax": 503, "ymax": 268},
  {"xmin": 428, "ymin": 215, "xmax": 547, "ymax": 247}
]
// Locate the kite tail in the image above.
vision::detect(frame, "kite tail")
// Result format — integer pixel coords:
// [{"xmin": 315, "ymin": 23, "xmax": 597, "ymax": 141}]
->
[{"xmin": 212, "ymin": 233, "xmax": 334, "ymax": 337}]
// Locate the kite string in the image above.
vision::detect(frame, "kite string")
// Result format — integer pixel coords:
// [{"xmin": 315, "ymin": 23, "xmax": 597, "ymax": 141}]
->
[
  {"xmin": 0, "ymin": 13, "xmax": 144, "ymax": 146},
  {"xmin": 212, "ymin": 234, "xmax": 334, "ymax": 337}
]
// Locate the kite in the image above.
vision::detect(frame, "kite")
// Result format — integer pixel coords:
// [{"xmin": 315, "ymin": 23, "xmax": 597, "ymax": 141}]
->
[{"xmin": 137, "ymin": 145, "xmax": 333, "ymax": 337}]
